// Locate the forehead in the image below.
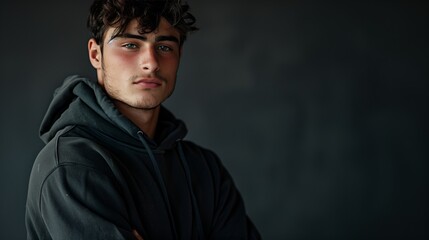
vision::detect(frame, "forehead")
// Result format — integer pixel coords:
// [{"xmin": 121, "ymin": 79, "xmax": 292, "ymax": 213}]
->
[{"xmin": 105, "ymin": 17, "xmax": 180, "ymax": 40}]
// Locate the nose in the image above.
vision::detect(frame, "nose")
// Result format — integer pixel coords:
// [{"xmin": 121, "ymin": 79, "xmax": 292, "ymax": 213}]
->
[{"xmin": 141, "ymin": 47, "xmax": 159, "ymax": 72}]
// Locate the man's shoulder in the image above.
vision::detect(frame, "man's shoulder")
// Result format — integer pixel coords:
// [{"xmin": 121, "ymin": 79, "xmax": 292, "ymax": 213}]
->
[
  {"xmin": 35, "ymin": 125, "xmax": 114, "ymax": 175},
  {"xmin": 28, "ymin": 126, "xmax": 117, "ymax": 206}
]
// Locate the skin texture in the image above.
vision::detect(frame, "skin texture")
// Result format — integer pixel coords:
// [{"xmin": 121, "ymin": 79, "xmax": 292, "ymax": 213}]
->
[
  {"xmin": 133, "ymin": 229, "xmax": 144, "ymax": 240},
  {"xmin": 88, "ymin": 18, "xmax": 182, "ymax": 138}
]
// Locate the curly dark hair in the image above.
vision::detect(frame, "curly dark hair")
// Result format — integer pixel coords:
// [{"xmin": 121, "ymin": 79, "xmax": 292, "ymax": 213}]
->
[{"xmin": 87, "ymin": 0, "xmax": 198, "ymax": 46}]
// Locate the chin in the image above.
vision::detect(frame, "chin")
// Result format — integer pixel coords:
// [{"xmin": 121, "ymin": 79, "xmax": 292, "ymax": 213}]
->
[{"xmin": 132, "ymin": 100, "xmax": 162, "ymax": 110}]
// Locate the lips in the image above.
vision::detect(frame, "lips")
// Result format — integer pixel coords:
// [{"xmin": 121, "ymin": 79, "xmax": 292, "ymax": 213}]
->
[{"xmin": 133, "ymin": 78, "xmax": 162, "ymax": 88}]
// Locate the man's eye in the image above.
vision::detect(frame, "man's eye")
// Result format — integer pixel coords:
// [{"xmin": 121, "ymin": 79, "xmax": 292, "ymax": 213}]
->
[
  {"xmin": 157, "ymin": 45, "xmax": 172, "ymax": 52},
  {"xmin": 123, "ymin": 43, "xmax": 138, "ymax": 49}
]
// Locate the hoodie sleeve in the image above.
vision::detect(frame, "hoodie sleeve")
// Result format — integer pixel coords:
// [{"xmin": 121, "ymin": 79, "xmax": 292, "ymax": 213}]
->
[
  {"xmin": 38, "ymin": 164, "xmax": 135, "ymax": 240},
  {"xmin": 185, "ymin": 144, "xmax": 261, "ymax": 240},
  {"xmin": 26, "ymin": 128, "xmax": 140, "ymax": 240},
  {"xmin": 209, "ymin": 159, "xmax": 262, "ymax": 240}
]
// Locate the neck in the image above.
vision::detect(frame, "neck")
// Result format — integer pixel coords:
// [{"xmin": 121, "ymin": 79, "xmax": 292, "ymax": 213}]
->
[{"xmin": 114, "ymin": 101, "xmax": 160, "ymax": 139}]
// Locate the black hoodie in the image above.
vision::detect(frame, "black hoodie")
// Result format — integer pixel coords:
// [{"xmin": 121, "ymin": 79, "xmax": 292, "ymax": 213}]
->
[{"xmin": 25, "ymin": 75, "xmax": 261, "ymax": 240}]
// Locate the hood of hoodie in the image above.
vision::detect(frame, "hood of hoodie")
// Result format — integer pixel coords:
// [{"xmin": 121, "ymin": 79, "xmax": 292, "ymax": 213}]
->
[{"xmin": 39, "ymin": 75, "xmax": 187, "ymax": 150}]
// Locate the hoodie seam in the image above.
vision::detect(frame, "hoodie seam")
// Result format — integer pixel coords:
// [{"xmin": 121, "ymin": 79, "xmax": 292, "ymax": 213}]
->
[
  {"xmin": 38, "ymin": 125, "xmax": 114, "ymax": 214},
  {"xmin": 54, "ymin": 125, "xmax": 76, "ymax": 166}
]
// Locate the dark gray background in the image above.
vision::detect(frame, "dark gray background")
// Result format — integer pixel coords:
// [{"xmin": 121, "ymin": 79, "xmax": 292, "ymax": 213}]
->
[{"xmin": 1, "ymin": 0, "xmax": 428, "ymax": 239}]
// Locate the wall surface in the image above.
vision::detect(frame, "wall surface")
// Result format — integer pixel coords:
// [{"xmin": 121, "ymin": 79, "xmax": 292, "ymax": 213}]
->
[{"xmin": 1, "ymin": 0, "xmax": 428, "ymax": 239}]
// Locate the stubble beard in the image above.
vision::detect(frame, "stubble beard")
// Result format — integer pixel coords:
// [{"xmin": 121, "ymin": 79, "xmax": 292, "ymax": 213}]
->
[{"xmin": 101, "ymin": 68, "xmax": 176, "ymax": 111}]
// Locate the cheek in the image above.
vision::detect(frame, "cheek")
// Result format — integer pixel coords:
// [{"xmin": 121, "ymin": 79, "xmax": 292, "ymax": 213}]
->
[
  {"xmin": 162, "ymin": 57, "xmax": 180, "ymax": 72},
  {"xmin": 113, "ymin": 55, "xmax": 137, "ymax": 67},
  {"xmin": 105, "ymin": 49, "xmax": 138, "ymax": 68}
]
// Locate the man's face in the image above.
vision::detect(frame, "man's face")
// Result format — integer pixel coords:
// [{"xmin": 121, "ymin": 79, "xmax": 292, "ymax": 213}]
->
[{"xmin": 89, "ymin": 17, "xmax": 181, "ymax": 110}]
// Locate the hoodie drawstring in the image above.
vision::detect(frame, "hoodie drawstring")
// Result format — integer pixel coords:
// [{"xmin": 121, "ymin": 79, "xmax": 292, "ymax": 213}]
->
[
  {"xmin": 137, "ymin": 131, "xmax": 204, "ymax": 239},
  {"xmin": 177, "ymin": 140, "xmax": 205, "ymax": 239},
  {"xmin": 137, "ymin": 131, "xmax": 178, "ymax": 240}
]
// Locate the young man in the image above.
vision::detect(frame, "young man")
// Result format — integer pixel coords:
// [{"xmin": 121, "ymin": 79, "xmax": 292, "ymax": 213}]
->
[{"xmin": 25, "ymin": 0, "xmax": 261, "ymax": 239}]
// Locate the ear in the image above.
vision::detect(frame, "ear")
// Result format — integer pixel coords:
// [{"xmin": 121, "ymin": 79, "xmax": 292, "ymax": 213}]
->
[{"xmin": 88, "ymin": 38, "xmax": 102, "ymax": 69}]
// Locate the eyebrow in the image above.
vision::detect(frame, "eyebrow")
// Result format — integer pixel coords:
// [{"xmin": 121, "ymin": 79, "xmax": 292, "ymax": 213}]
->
[{"xmin": 109, "ymin": 33, "xmax": 180, "ymax": 44}]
